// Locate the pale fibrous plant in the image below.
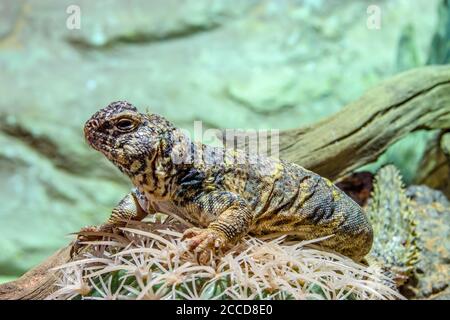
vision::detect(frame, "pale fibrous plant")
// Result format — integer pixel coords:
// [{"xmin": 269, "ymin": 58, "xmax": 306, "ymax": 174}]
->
[{"xmin": 47, "ymin": 215, "xmax": 404, "ymax": 300}]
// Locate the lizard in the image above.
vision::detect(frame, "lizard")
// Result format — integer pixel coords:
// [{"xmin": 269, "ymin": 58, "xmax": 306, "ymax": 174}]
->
[{"xmin": 75, "ymin": 101, "xmax": 373, "ymax": 263}]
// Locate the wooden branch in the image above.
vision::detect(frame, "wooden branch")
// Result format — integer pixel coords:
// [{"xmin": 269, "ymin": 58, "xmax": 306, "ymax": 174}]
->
[
  {"xmin": 1, "ymin": 66, "xmax": 450, "ymax": 299},
  {"xmin": 222, "ymin": 66, "xmax": 450, "ymax": 181},
  {"xmin": 0, "ymin": 246, "xmax": 71, "ymax": 300}
]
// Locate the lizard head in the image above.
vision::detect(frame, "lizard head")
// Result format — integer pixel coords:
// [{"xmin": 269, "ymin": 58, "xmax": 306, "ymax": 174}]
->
[{"xmin": 84, "ymin": 101, "xmax": 175, "ymax": 176}]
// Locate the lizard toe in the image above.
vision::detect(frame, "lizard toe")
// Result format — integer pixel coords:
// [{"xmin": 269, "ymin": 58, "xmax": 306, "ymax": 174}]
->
[
  {"xmin": 70, "ymin": 224, "xmax": 116, "ymax": 258},
  {"xmin": 183, "ymin": 228, "xmax": 227, "ymax": 264},
  {"xmin": 181, "ymin": 227, "xmax": 203, "ymax": 241},
  {"xmin": 196, "ymin": 249, "xmax": 213, "ymax": 265}
]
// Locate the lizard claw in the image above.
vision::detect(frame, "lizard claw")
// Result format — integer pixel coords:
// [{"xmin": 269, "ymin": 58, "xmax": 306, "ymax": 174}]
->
[
  {"xmin": 181, "ymin": 227, "xmax": 203, "ymax": 241},
  {"xmin": 70, "ymin": 225, "xmax": 109, "ymax": 258},
  {"xmin": 181, "ymin": 227, "xmax": 227, "ymax": 264}
]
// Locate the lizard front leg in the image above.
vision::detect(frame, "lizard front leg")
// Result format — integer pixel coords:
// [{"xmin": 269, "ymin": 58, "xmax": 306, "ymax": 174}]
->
[
  {"xmin": 181, "ymin": 191, "xmax": 254, "ymax": 263},
  {"xmin": 106, "ymin": 189, "xmax": 152, "ymax": 227},
  {"xmin": 71, "ymin": 189, "xmax": 153, "ymax": 256}
]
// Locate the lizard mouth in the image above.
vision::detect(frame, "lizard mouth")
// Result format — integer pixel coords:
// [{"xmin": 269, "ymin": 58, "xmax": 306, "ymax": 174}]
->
[
  {"xmin": 83, "ymin": 121, "xmax": 110, "ymax": 155},
  {"xmin": 83, "ymin": 124, "xmax": 124, "ymax": 167},
  {"xmin": 85, "ymin": 131, "xmax": 112, "ymax": 155},
  {"xmin": 83, "ymin": 118, "xmax": 111, "ymax": 153},
  {"xmin": 84, "ymin": 129, "xmax": 102, "ymax": 153},
  {"xmin": 84, "ymin": 130, "xmax": 95, "ymax": 148}
]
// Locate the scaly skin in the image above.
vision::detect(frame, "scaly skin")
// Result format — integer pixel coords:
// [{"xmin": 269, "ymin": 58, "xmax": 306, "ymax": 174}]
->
[{"xmin": 76, "ymin": 101, "xmax": 373, "ymax": 263}]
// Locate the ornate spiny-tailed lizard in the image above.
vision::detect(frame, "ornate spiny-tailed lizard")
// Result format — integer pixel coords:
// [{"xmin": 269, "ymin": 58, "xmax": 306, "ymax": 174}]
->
[{"xmin": 76, "ymin": 101, "xmax": 373, "ymax": 263}]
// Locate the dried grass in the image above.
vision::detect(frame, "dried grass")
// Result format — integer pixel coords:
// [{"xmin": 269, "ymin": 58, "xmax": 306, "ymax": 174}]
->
[{"xmin": 47, "ymin": 216, "xmax": 404, "ymax": 300}]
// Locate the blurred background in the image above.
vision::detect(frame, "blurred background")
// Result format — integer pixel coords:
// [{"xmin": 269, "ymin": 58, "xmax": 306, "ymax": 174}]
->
[{"xmin": 0, "ymin": 0, "xmax": 448, "ymax": 282}]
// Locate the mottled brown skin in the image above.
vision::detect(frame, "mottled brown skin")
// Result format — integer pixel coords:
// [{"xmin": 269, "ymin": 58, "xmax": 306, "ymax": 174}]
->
[{"xmin": 78, "ymin": 101, "xmax": 373, "ymax": 262}]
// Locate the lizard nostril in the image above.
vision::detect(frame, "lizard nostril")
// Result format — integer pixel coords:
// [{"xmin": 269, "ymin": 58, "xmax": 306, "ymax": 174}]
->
[{"xmin": 84, "ymin": 119, "xmax": 98, "ymax": 143}]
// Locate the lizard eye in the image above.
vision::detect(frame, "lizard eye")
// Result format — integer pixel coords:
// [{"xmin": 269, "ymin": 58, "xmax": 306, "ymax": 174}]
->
[{"xmin": 116, "ymin": 118, "xmax": 137, "ymax": 132}]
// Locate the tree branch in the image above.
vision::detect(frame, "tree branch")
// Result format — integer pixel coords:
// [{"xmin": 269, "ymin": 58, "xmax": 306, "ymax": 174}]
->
[{"xmin": 222, "ymin": 66, "xmax": 450, "ymax": 180}]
